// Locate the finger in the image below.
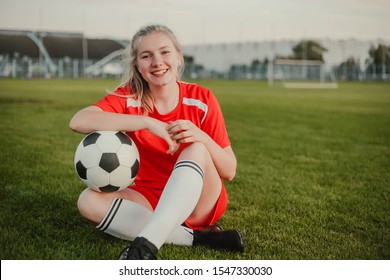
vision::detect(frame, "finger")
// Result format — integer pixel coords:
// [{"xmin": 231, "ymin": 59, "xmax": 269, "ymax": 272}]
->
[
  {"xmin": 168, "ymin": 141, "xmax": 180, "ymax": 155},
  {"xmin": 178, "ymin": 136, "xmax": 195, "ymax": 144},
  {"xmin": 163, "ymin": 135, "xmax": 176, "ymax": 154},
  {"xmin": 167, "ymin": 125, "xmax": 180, "ymax": 134},
  {"xmin": 167, "ymin": 120, "xmax": 192, "ymax": 131},
  {"xmin": 166, "ymin": 121, "xmax": 178, "ymax": 132},
  {"xmin": 166, "ymin": 120, "xmax": 179, "ymax": 129},
  {"xmin": 172, "ymin": 130, "xmax": 191, "ymax": 141}
]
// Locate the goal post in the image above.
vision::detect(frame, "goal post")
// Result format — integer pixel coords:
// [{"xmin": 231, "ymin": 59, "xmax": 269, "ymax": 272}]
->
[{"xmin": 268, "ymin": 59, "xmax": 338, "ymax": 89}]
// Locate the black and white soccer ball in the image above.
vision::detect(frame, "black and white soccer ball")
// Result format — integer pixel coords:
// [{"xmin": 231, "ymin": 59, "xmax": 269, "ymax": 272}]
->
[{"xmin": 74, "ymin": 131, "xmax": 140, "ymax": 193}]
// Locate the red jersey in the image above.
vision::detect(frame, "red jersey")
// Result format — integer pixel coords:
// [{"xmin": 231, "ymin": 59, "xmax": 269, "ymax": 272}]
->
[{"xmin": 94, "ymin": 81, "xmax": 230, "ymax": 191}]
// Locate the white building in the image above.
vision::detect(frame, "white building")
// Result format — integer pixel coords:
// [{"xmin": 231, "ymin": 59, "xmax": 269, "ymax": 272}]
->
[{"xmin": 183, "ymin": 39, "xmax": 378, "ymax": 72}]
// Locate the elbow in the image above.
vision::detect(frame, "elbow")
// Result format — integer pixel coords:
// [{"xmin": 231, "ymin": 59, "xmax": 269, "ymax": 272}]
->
[
  {"xmin": 69, "ymin": 106, "xmax": 100, "ymax": 134},
  {"xmin": 222, "ymin": 161, "xmax": 237, "ymax": 182},
  {"xmin": 69, "ymin": 115, "xmax": 88, "ymax": 134},
  {"xmin": 69, "ymin": 119, "xmax": 78, "ymax": 132},
  {"xmin": 220, "ymin": 147, "xmax": 237, "ymax": 182},
  {"xmin": 69, "ymin": 117, "xmax": 81, "ymax": 133},
  {"xmin": 224, "ymin": 169, "xmax": 236, "ymax": 182}
]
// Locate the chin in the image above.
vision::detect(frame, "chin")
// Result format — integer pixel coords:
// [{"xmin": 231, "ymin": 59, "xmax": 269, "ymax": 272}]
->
[{"xmin": 150, "ymin": 77, "xmax": 175, "ymax": 87}]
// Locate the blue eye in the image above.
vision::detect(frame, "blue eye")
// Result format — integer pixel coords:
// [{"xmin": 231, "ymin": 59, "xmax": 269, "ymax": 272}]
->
[{"xmin": 140, "ymin": 53, "xmax": 152, "ymax": 59}]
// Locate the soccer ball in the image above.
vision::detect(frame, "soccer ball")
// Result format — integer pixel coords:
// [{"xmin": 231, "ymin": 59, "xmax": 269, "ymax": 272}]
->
[{"xmin": 74, "ymin": 131, "xmax": 140, "ymax": 192}]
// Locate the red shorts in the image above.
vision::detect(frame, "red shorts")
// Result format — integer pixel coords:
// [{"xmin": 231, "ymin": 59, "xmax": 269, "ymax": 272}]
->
[{"xmin": 129, "ymin": 183, "xmax": 228, "ymax": 230}]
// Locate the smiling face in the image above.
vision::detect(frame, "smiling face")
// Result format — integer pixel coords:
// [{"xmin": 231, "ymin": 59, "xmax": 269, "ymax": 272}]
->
[{"xmin": 135, "ymin": 31, "xmax": 182, "ymax": 89}]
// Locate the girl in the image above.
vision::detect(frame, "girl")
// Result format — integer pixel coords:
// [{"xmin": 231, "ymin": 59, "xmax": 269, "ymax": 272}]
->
[{"xmin": 69, "ymin": 24, "xmax": 243, "ymax": 260}]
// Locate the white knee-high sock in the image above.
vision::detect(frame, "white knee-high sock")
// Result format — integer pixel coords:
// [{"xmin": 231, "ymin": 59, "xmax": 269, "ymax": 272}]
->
[
  {"xmin": 96, "ymin": 198, "xmax": 194, "ymax": 246},
  {"xmin": 138, "ymin": 160, "xmax": 204, "ymax": 249}
]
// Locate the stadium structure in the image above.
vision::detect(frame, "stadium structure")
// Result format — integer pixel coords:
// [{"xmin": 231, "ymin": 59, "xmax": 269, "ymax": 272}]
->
[
  {"xmin": 0, "ymin": 29, "xmax": 386, "ymax": 82},
  {"xmin": 0, "ymin": 29, "xmax": 127, "ymax": 78}
]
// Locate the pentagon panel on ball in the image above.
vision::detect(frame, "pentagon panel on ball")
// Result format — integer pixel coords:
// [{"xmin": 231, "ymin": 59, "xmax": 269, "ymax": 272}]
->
[{"xmin": 74, "ymin": 131, "xmax": 140, "ymax": 192}]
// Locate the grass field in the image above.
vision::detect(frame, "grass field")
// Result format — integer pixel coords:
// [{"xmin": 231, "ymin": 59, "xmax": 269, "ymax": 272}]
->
[{"xmin": 0, "ymin": 79, "xmax": 389, "ymax": 260}]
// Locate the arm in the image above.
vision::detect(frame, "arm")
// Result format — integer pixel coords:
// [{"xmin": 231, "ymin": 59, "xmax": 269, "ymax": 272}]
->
[
  {"xmin": 167, "ymin": 120, "xmax": 237, "ymax": 181},
  {"xmin": 201, "ymin": 134, "xmax": 237, "ymax": 182},
  {"xmin": 69, "ymin": 106, "xmax": 179, "ymax": 154},
  {"xmin": 69, "ymin": 106, "xmax": 147, "ymax": 133}
]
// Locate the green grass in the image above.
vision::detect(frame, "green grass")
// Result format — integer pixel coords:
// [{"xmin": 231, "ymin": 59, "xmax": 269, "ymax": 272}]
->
[{"xmin": 0, "ymin": 79, "xmax": 389, "ymax": 260}]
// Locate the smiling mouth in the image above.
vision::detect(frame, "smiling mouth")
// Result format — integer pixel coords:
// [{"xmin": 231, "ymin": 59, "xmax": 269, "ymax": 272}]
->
[{"xmin": 151, "ymin": 69, "xmax": 168, "ymax": 76}]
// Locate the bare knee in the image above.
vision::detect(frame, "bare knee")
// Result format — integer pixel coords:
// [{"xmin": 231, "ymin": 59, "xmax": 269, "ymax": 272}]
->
[
  {"xmin": 186, "ymin": 142, "xmax": 208, "ymax": 154},
  {"xmin": 77, "ymin": 189, "xmax": 95, "ymax": 220},
  {"xmin": 77, "ymin": 189, "xmax": 111, "ymax": 224},
  {"xmin": 179, "ymin": 142, "xmax": 210, "ymax": 166}
]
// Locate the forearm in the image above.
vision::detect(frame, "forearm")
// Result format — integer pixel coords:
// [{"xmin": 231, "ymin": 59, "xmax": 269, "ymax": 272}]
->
[
  {"xmin": 203, "ymin": 134, "xmax": 237, "ymax": 181},
  {"xmin": 69, "ymin": 106, "xmax": 148, "ymax": 134}
]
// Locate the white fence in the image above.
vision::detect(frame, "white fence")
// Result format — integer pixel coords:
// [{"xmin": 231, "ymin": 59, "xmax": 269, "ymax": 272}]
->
[{"xmin": 1, "ymin": 54, "xmax": 389, "ymax": 82}]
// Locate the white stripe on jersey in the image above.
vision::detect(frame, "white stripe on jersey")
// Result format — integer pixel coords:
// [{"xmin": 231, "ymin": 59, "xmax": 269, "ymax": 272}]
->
[
  {"xmin": 182, "ymin": 97, "xmax": 208, "ymax": 124},
  {"xmin": 127, "ymin": 99, "xmax": 141, "ymax": 108}
]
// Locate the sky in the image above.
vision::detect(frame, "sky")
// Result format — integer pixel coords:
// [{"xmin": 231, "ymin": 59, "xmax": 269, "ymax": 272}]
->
[{"xmin": 0, "ymin": 0, "xmax": 389, "ymax": 45}]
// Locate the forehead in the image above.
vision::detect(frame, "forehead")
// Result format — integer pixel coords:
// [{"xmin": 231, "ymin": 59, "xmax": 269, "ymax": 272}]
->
[{"xmin": 137, "ymin": 31, "xmax": 175, "ymax": 53}]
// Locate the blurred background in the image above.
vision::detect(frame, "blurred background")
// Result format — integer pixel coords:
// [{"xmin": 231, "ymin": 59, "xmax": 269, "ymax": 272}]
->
[
  {"xmin": 1, "ymin": 0, "xmax": 390, "ymax": 262},
  {"xmin": 1, "ymin": 0, "xmax": 389, "ymax": 82}
]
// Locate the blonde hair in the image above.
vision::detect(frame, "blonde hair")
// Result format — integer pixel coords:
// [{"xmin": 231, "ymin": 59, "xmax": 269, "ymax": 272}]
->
[{"xmin": 119, "ymin": 24, "xmax": 185, "ymax": 114}]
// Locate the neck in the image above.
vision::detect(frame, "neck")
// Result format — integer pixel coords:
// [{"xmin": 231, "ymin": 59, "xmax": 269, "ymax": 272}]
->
[
  {"xmin": 150, "ymin": 81, "xmax": 180, "ymax": 114},
  {"xmin": 150, "ymin": 81, "xmax": 177, "ymax": 101}
]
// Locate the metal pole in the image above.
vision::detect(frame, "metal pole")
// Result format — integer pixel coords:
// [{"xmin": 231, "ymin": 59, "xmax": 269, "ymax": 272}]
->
[{"xmin": 381, "ymin": 42, "xmax": 385, "ymax": 80}]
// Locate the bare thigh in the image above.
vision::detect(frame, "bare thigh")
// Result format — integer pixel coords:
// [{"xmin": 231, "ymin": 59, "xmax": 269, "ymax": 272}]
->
[{"xmin": 77, "ymin": 187, "xmax": 153, "ymax": 224}]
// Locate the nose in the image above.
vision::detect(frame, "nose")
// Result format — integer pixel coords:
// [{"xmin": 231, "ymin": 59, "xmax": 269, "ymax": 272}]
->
[{"xmin": 151, "ymin": 54, "xmax": 163, "ymax": 67}]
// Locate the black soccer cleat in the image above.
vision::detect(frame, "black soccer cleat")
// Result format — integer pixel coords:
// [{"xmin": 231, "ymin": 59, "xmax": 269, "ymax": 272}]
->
[
  {"xmin": 118, "ymin": 237, "xmax": 158, "ymax": 260},
  {"xmin": 193, "ymin": 227, "xmax": 244, "ymax": 253}
]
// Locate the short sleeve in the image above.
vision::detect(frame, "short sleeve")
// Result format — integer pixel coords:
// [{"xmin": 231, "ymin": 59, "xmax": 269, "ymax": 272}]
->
[
  {"xmin": 201, "ymin": 91, "xmax": 231, "ymax": 148},
  {"xmin": 94, "ymin": 87, "xmax": 128, "ymax": 113}
]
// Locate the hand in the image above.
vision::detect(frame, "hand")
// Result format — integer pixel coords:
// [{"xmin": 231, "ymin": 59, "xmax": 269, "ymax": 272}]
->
[
  {"xmin": 167, "ymin": 120, "xmax": 207, "ymax": 144},
  {"xmin": 145, "ymin": 117, "xmax": 180, "ymax": 155}
]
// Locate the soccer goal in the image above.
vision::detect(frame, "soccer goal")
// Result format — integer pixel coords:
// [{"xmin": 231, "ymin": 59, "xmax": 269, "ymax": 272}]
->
[{"xmin": 268, "ymin": 59, "xmax": 338, "ymax": 89}]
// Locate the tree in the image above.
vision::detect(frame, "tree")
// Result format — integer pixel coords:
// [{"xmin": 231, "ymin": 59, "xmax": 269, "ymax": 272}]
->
[
  {"xmin": 337, "ymin": 57, "xmax": 359, "ymax": 81},
  {"xmin": 366, "ymin": 44, "xmax": 390, "ymax": 79},
  {"xmin": 229, "ymin": 64, "xmax": 249, "ymax": 79},
  {"xmin": 183, "ymin": 55, "xmax": 194, "ymax": 64},
  {"xmin": 249, "ymin": 59, "xmax": 261, "ymax": 72},
  {"xmin": 291, "ymin": 40, "xmax": 327, "ymax": 62},
  {"xmin": 368, "ymin": 44, "xmax": 390, "ymax": 65},
  {"xmin": 364, "ymin": 44, "xmax": 390, "ymax": 79},
  {"xmin": 182, "ymin": 55, "xmax": 204, "ymax": 79}
]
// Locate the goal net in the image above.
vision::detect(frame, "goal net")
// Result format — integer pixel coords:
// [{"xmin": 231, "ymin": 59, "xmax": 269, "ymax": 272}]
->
[{"xmin": 268, "ymin": 59, "xmax": 338, "ymax": 89}]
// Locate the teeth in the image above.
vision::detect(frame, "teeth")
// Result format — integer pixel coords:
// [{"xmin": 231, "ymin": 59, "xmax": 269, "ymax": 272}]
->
[{"xmin": 152, "ymin": 69, "xmax": 167, "ymax": 75}]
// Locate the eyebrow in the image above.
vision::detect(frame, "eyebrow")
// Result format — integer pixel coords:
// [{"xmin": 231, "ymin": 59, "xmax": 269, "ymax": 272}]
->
[{"xmin": 138, "ymin": 45, "xmax": 171, "ymax": 55}]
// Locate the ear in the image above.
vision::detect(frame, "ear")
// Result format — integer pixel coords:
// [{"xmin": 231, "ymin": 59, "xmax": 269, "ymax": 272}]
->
[{"xmin": 178, "ymin": 54, "xmax": 184, "ymax": 67}]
